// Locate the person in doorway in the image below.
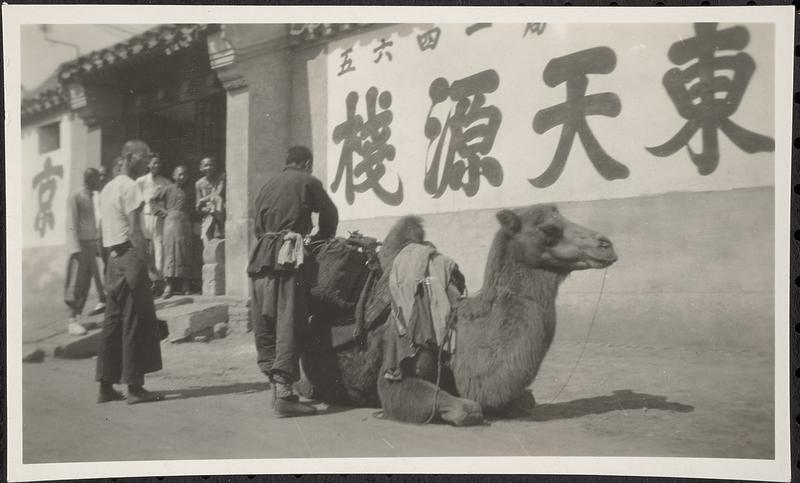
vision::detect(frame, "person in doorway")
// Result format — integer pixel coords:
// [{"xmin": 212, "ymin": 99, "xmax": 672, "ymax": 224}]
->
[
  {"xmin": 136, "ymin": 155, "xmax": 171, "ymax": 295},
  {"xmin": 151, "ymin": 165, "xmax": 195, "ymax": 298},
  {"xmin": 195, "ymin": 156, "xmax": 225, "ymax": 243},
  {"xmin": 64, "ymin": 168, "xmax": 107, "ymax": 336},
  {"xmin": 95, "ymin": 139, "xmax": 163, "ymax": 404},
  {"xmin": 248, "ymin": 145, "xmax": 338, "ymax": 417}
]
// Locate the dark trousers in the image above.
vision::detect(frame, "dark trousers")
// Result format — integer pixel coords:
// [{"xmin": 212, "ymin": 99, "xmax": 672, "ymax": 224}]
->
[
  {"xmin": 96, "ymin": 250, "xmax": 163, "ymax": 386},
  {"xmin": 99, "ymin": 239, "xmax": 109, "ymax": 275},
  {"xmin": 250, "ymin": 268, "xmax": 310, "ymax": 382},
  {"xmin": 64, "ymin": 240, "xmax": 105, "ymax": 317}
]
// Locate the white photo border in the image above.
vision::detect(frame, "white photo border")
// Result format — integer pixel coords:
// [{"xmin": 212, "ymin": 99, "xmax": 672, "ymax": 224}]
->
[{"xmin": 3, "ymin": 5, "xmax": 794, "ymax": 482}]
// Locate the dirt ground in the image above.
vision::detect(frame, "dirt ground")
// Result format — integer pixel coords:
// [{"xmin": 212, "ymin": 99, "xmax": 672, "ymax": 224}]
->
[{"xmin": 22, "ymin": 328, "xmax": 774, "ymax": 463}]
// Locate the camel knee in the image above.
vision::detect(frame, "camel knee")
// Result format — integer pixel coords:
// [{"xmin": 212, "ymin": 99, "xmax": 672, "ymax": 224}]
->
[
  {"xmin": 377, "ymin": 376, "xmax": 484, "ymax": 426},
  {"xmin": 436, "ymin": 393, "xmax": 484, "ymax": 426}
]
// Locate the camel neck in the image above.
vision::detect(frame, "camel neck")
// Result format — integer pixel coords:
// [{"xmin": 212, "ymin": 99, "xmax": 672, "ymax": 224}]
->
[
  {"xmin": 466, "ymin": 239, "xmax": 565, "ymax": 316},
  {"xmin": 494, "ymin": 260, "xmax": 564, "ymax": 308}
]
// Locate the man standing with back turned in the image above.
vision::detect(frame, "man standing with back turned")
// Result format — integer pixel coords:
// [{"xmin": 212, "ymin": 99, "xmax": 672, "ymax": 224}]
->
[
  {"xmin": 248, "ymin": 146, "xmax": 338, "ymax": 417},
  {"xmin": 64, "ymin": 168, "xmax": 107, "ymax": 336},
  {"xmin": 95, "ymin": 139, "xmax": 163, "ymax": 404}
]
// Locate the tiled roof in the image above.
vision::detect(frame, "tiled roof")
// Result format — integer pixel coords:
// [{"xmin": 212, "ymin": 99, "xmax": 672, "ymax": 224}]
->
[
  {"xmin": 288, "ymin": 23, "xmax": 373, "ymax": 44},
  {"xmin": 24, "ymin": 23, "xmax": 369, "ymax": 121},
  {"xmin": 21, "ymin": 85, "xmax": 67, "ymax": 120},
  {"xmin": 58, "ymin": 24, "xmax": 215, "ymax": 82}
]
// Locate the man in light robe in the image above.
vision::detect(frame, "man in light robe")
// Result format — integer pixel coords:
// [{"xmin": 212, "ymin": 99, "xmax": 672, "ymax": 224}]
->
[{"xmin": 136, "ymin": 156, "xmax": 171, "ymax": 295}]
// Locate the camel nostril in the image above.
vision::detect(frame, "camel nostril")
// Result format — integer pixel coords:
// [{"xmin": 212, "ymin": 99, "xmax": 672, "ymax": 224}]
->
[{"xmin": 597, "ymin": 236, "xmax": 613, "ymax": 249}]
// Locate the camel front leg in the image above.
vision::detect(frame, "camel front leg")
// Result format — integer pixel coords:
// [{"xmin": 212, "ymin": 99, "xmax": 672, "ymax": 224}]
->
[{"xmin": 377, "ymin": 376, "xmax": 483, "ymax": 426}]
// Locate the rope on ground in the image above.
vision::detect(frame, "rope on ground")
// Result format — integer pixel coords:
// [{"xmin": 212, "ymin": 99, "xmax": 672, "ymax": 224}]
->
[{"xmin": 539, "ymin": 267, "xmax": 608, "ymax": 408}]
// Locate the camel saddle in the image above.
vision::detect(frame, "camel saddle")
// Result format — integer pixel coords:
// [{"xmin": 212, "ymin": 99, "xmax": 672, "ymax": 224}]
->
[
  {"xmin": 306, "ymin": 231, "xmax": 387, "ymax": 347},
  {"xmin": 308, "ymin": 232, "xmax": 466, "ymax": 352}
]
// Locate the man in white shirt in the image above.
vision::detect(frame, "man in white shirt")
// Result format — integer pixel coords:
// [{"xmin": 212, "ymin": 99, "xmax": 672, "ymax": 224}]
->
[
  {"xmin": 95, "ymin": 139, "xmax": 163, "ymax": 405},
  {"xmin": 136, "ymin": 156, "xmax": 171, "ymax": 294}
]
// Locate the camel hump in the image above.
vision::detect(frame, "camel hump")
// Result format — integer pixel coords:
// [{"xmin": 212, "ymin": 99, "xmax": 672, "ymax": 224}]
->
[{"xmin": 381, "ymin": 215, "xmax": 426, "ymax": 265}]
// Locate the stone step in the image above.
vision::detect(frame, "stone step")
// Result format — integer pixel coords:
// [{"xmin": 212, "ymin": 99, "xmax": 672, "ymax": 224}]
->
[
  {"xmin": 202, "ymin": 263, "xmax": 225, "ymax": 296},
  {"xmin": 160, "ymin": 302, "xmax": 229, "ymax": 343},
  {"xmin": 50, "ymin": 298, "xmax": 227, "ymax": 359},
  {"xmin": 26, "ymin": 297, "xmax": 194, "ymax": 346},
  {"xmin": 228, "ymin": 305, "xmax": 250, "ymax": 333}
]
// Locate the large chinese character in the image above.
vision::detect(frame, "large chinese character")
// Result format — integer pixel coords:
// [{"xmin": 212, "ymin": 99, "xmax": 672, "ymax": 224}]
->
[
  {"xmin": 331, "ymin": 87, "xmax": 403, "ymax": 206},
  {"xmin": 417, "ymin": 27, "xmax": 441, "ymax": 51},
  {"xmin": 524, "ymin": 23, "xmax": 547, "ymax": 37},
  {"xmin": 530, "ymin": 46, "xmax": 629, "ymax": 188},
  {"xmin": 466, "ymin": 23, "xmax": 492, "ymax": 36},
  {"xmin": 424, "ymin": 69, "xmax": 503, "ymax": 198},
  {"xmin": 338, "ymin": 48, "xmax": 355, "ymax": 76},
  {"xmin": 646, "ymin": 23, "xmax": 774, "ymax": 175},
  {"xmin": 32, "ymin": 157, "xmax": 64, "ymax": 237},
  {"xmin": 373, "ymin": 39, "xmax": 393, "ymax": 63}
]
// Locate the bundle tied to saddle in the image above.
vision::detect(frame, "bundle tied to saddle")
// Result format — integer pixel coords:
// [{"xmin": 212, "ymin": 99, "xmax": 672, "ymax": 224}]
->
[
  {"xmin": 384, "ymin": 243, "xmax": 466, "ymax": 381},
  {"xmin": 309, "ymin": 232, "xmax": 379, "ymax": 315},
  {"xmin": 248, "ymin": 230, "xmax": 377, "ymax": 307}
]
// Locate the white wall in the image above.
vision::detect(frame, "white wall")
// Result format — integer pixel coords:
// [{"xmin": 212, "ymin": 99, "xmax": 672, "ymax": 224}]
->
[
  {"xmin": 21, "ymin": 112, "xmax": 73, "ymax": 248},
  {"xmin": 292, "ymin": 22, "xmax": 778, "ymax": 354},
  {"xmin": 322, "ymin": 23, "xmax": 775, "ymax": 220}
]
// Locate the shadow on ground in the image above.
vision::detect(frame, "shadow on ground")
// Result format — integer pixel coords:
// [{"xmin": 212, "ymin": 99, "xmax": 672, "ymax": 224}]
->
[
  {"xmin": 158, "ymin": 383, "xmax": 360, "ymax": 417},
  {"xmin": 523, "ymin": 389, "xmax": 694, "ymax": 422},
  {"xmin": 160, "ymin": 382, "xmax": 270, "ymax": 400}
]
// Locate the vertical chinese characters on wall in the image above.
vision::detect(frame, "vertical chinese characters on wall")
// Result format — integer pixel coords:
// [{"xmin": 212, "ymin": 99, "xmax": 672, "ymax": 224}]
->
[
  {"xmin": 531, "ymin": 46, "xmax": 629, "ymax": 188},
  {"xmin": 331, "ymin": 88, "xmax": 403, "ymax": 206},
  {"xmin": 32, "ymin": 157, "xmax": 64, "ymax": 237},
  {"xmin": 328, "ymin": 22, "xmax": 772, "ymax": 218},
  {"xmin": 424, "ymin": 70, "xmax": 504, "ymax": 198},
  {"xmin": 646, "ymin": 23, "xmax": 774, "ymax": 175}
]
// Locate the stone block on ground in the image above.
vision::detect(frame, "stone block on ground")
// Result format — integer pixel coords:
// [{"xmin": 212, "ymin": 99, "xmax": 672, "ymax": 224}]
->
[
  {"xmin": 54, "ymin": 330, "xmax": 101, "ymax": 359},
  {"xmin": 214, "ymin": 322, "xmax": 229, "ymax": 339},
  {"xmin": 202, "ymin": 238, "xmax": 226, "ymax": 264},
  {"xmin": 23, "ymin": 348, "xmax": 46, "ymax": 363},
  {"xmin": 228, "ymin": 305, "xmax": 250, "ymax": 333},
  {"xmin": 51, "ymin": 297, "xmax": 197, "ymax": 359},
  {"xmin": 159, "ymin": 302, "xmax": 228, "ymax": 342},
  {"xmin": 202, "ymin": 263, "xmax": 226, "ymax": 296}
]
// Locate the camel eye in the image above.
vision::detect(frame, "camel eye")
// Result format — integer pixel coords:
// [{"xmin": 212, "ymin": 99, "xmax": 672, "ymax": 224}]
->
[{"xmin": 540, "ymin": 224, "xmax": 562, "ymax": 246}]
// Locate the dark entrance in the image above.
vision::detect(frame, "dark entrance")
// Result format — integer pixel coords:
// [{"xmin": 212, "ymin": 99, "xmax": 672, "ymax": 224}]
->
[{"xmin": 119, "ymin": 39, "xmax": 226, "ymax": 182}]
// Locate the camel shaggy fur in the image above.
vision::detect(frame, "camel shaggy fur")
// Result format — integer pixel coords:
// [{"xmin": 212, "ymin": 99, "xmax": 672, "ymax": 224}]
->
[{"xmin": 300, "ymin": 204, "xmax": 617, "ymax": 426}]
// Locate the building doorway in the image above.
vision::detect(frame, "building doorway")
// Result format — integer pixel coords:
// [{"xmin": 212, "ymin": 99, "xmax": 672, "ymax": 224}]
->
[{"xmin": 125, "ymin": 93, "xmax": 226, "ymax": 182}]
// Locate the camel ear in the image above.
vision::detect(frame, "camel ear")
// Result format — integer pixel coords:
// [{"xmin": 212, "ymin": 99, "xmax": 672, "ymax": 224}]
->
[{"xmin": 496, "ymin": 209, "xmax": 521, "ymax": 235}]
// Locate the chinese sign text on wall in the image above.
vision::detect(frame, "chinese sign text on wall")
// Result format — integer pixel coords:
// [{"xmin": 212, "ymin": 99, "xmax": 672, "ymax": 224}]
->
[{"xmin": 326, "ymin": 23, "xmax": 775, "ymax": 220}]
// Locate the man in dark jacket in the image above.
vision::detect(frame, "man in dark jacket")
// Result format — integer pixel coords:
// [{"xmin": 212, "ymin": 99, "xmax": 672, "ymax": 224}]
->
[{"xmin": 248, "ymin": 145, "xmax": 338, "ymax": 417}]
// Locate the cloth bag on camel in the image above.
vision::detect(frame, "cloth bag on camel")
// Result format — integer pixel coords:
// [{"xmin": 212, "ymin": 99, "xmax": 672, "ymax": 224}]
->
[
  {"xmin": 383, "ymin": 243, "xmax": 466, "ymax": 381},
  {"xmin": 307, "ymin": 232, "xmax": 380, "ymax": 321}
]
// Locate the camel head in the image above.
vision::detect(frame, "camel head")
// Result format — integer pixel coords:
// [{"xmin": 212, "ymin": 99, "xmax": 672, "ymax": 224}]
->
[{"xmin": 496, "ymin": 204, "xmax": 617, "ymax": 272}]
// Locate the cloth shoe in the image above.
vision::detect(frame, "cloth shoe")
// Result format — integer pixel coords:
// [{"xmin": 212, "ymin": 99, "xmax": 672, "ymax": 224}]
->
[
  {"xmin": 270, "ymin": 381, "xmax": 317, "ymax": 418},
  {"xmin": 127, "ymin": 386, "xmax": 163, "ymax": 405},
  {"xmin": 88, "ymin": 302, "xmax": 106, "ymax": 316},
  {"xmin": 273, "ymin": 397, "xmax": 317, "ymax": 417},
  {"xmin": 97, "ymin": 386, "xmax": 126, "ymax": 403},
  {"xmin": 67, "ymin": 319, "xmax": 88, "ymax": 336},
  {"xmin": 272, "ymin": 392, "xmax": 317, "ymax": 418}
]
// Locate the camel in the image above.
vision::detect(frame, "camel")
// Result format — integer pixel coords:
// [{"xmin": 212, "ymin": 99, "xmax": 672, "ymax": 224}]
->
[{"xmin": 299, "ymin": 204, "xmax": 617, "ymax": 426}]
